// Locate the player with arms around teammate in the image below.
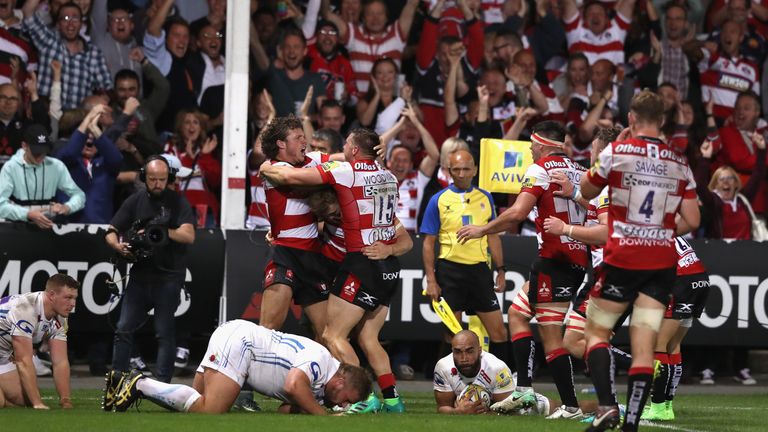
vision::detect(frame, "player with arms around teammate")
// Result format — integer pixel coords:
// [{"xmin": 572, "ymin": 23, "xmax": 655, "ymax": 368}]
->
[
  {"xmin": 259, "ymin": 116, "xmax": 340, "ymax": 336},
  {"xmin": 457, "ymin": 121, "xmax": 589, "ymax": 419},
  {"xmin": 0, "ymin": 274, "xmax": 78, "ymax": 409},
  {"xmin": 421, "ymin": 150, "xmax": 510, "ymax": 367},
  {"xmin": 578, "ymin": 90, "xmax": 700, "ymax": 432},
  {"xmin": 261, "ymin": 128, "xmax": 409, "ymax": 413},
  {"xmin": 105, "ymin": 320, "xmax": 371, "ymax": 414}
]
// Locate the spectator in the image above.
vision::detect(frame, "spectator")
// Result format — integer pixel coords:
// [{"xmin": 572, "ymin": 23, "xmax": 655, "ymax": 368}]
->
[
  {"xmin": 307, "ymin": 19, "xmax": 356, "ymax": 103},
  {"xmin": 660, "ymin": 3, "xmax": 693, "ymax": 100},
  {"xmin": 712, "ymin": 91, "xmax": 768, "ymax": 213},
  {"xmin": 318, "ymin": 99, "xmax": 346, "ymax": 134},
  {"xmin": 562, "ymin": 0, "xmax": 636, "ymax": 66},
  {"xmin": 309, "ymin": 128, "xmax": 343, "ymax": 154},
  {"xmin": 0, "ymin": 124, "xmax": 85, "ymax": 228},
  {"xmin": 0, "ymin": 1, "xmax": 37, "ymax": 85},
  {"xmin": 143, "ymin": 0, "xmax": 203, "ymax": 133},
  {"xmin": 357, "ymin": 57, "xmax": 401, "ymax": 128},
  {"xmin": 552, "ymin": 52, "xmax": 590, "ymax": 112},
  {"xmin": 22, "ymin": 0, "xmax": 112, "ymax": 109},
  {"xmin": 0, "ymin": 81, "xmax": 48, "ymax": 170},
  {"xmin": 54, "ymin": 104, "xmax": 122, "ymax": 224},
  {"xmin": 251, "ymin": 26, "xmax": 325, "ymax": 117},
  {"xmin": 190, "ymin": 0, "xmax": 227, "ymax": 47},
  {"xmin": 92, "ymin": 2, "xmax": 142, "ymax": 82},
  {"xmin": 691, "ymin": 19, "xmax": 760, "ymax": 123},
  {"xmin": 697, "ymin": 126, "xmax": 766, "ymax": 239},
  {"xmin": 707, "ymin": 0, "xmax": 767, "ymax": 65},
  {"xmin": 112, "ymin": 56, "xmax": 170, "ymax": 158},
  {"xmin": 196, "ymin": 24, "xmax": 225, "ymax": 105},
  {"xmin": 323, "ymin": 0, "xmax": 420, "ymax": 93},
  {"xmin": 164, "ymin": 109, "xmax": 221, "ymax": 227},
  {"xmin": 490, "ymin": 28, "xmax": 523, "ymax": 73},
  {"xmin": 416, "ymin": 0, "xmax": 483, "ymax": 149},
  {"xmin": 480, "ymin": 64, "xmax": 517, "ymax": 133},
  {"xmin": 527, "ymin": 0, "xmax": 568, "ymax": 73}
]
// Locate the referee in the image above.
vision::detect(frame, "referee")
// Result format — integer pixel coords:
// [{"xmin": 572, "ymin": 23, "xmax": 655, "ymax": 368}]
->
[{"xmin": 421, "ymin": 150, "xmax": 510, "ymax": 365}]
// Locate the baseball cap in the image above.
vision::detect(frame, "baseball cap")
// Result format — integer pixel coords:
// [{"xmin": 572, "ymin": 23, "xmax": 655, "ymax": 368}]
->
[
  {"xmin": 161, "ymin": 154, "xmax": 193, "ymax": 178},
  {"xmin": 23, "ymin": 124, "xmax": 53, "ymax": 157}
]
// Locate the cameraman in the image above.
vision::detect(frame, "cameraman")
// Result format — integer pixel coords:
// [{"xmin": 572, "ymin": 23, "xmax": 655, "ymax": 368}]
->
[{"xmin": 105, "ymin": 155, "xmax": 195, "ymax": 383}]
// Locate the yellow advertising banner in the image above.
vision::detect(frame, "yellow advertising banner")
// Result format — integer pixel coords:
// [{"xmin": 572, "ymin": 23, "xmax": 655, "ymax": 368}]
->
[{"xmin": 479, "ymin": 139, "xmax": 533, "ymax": 194}]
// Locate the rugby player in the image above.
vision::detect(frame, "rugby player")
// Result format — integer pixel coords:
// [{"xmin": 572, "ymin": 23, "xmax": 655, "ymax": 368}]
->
[
  {"xmin": 578, "ymin": 90, "xmax": 700, "ymax": 431},
  {"xmin": 261, "ymin": 128, "xmax": 409, "ymax": 413},
  {"xmin": 0, "ymin": 274, "xmax": 78, "ymax": 409},
  {"xmin": 104, "ymin": 320, "xmax": 371, "ymax": 414},
  {"xmin": 457, "ymin": 121, "xmax": 588, "ymax": 419},
  {"xmin": 433, "ymin": 331, "xmax": 598, "ymax": 416}
]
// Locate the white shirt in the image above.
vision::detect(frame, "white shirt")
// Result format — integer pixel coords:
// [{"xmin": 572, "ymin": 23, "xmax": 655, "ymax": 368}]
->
[
  {"xmin": 433, "ymin": 351, "xmax": 515, "ymax": 396},
  {"xmin": 0, "ymin": 292, "xmax": 67, "ymax": 358}
]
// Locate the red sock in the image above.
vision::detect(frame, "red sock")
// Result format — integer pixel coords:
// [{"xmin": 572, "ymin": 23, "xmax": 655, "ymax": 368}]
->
[{"xmin": 378, "ymin": 373, "xmax": 398, "ymax": 399}]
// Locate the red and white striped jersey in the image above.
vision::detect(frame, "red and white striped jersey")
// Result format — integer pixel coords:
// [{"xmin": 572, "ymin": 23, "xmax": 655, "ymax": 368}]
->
[
  {"xmin": 698, "ymin": 50, "xmax": 760, "ymax": 120},
  {"xmin": 344, "ymin": 22, "xmax": 406, "ymax": 93},
  {"xmin": 564, "ymin": 13, "xmax": 630, "ymax": 66},
  {"xmin": 480, "ymin": 0, "xmax": 506, "ymax": 24},
  {"xmin": 320, "ymin": 222, "xmax": 346, "ymax": 262},
  {"xmin": 521, "ymin": 154, "xmax": 589, "ymax": 267},
  {"xmin": 675, "ymin": 236, "xmax": 707, "ymax": 276},
  {"xmin": 246, "ymin": 171, "xmax": 269, "ymax": 230},
  {"xmin": 263, "ymin": 152, "xmax": 329, "ymax": 251},
  {"xmin": 586, "ymin": 187, "xmax": 610, "ymax": 269},
  {"xmin": 396, "ymin": 170, "xmax": 430, "ymax": 231},
  {"xmin": 316, "ymin": 159, "xmax": 399, "ymax": 252},
  {"xmin": 586, "ymin": 137, "xmax": 697, "ymax": 270}
]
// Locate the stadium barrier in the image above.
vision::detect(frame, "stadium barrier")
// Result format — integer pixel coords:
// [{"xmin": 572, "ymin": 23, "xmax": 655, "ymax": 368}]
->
[{"xmin": 1, "ymin": 222, "xmax": 767, "ymax": 346}]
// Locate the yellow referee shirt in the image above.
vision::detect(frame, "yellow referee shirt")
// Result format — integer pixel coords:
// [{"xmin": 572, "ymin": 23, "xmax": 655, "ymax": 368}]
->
[{"xmin": 420, "ymin": 185, "xmax": 497, "ymax": 265}]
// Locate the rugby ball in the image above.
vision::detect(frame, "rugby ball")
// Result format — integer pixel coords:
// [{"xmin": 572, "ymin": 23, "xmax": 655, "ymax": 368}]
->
[{"xmin": 457, "ymin": 384, "xmax": 492, "ymax": 408}]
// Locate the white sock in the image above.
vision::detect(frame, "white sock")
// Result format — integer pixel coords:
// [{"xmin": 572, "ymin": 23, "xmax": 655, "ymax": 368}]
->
[{"xmin": 136, "ymin": 378, "xmax": 202, "ymax": 412}]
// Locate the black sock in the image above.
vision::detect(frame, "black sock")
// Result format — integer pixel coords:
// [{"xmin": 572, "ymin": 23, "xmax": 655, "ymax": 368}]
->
[
  {"xmin": 667, "ymin": 353, "xmax": 683, "ymax": 401},
  {"xmin": 623, "ymin": 367, "xmax": 654, "ymax": 432},
  {"xmin": 490, "ymin": 341, "xmax": 511, "ymax": 369},
  {"xmin": 651, "ymin": 362, "xmax": 669, "ymax": 404},
  {"xmin": 610, "ymin": 345, "xmax": 633, "ymax": 370},
  {"xmin": 511, "ymin": 332, "xmax": 535, "ymax": 387},
  {"xmin": 546, "ymin": 348, "xmax": 578, "ymax": 407},
  {"xmin": 586, "ymin": 343, "xmax": 617, "ymax": 406}
]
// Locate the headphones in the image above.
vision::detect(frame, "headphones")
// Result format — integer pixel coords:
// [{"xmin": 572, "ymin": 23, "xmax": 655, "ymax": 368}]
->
[{"xmin": 139, "ymin": 155, "xmax": 178, "ymax": 183}]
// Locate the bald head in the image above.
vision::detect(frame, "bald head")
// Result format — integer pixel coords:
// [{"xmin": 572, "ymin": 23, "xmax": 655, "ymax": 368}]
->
[
  {"xmin": 453, "ymin": 330, "xmax": 480, "ymax": 348},
  {"xmin": 448, "ymin": 150, "xmax": 477, "ymax": 189}
]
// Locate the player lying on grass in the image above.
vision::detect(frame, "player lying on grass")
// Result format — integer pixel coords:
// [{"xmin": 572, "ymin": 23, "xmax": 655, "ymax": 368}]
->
[
  {"xmin": 103, "ymin": 320, "xmax": 371, "ymax": 414},
  {"xmin": 433, "ymin": 330, "xmax": 598, "ymax": 416}
]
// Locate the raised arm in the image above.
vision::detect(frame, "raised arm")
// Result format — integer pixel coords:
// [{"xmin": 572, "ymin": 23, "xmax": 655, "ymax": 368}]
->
[
  {"xmin": 615, "ymin": 0, "xmax": 636, "ymax": 21},
  {"xmin": 148, "ymin": 0, "xmax": 175, "ymax": 37},
  {"xmin": 398, "ymin": 0, "xmax": 420, "ymax": 40},
  {"xmin": 321, "ymin": 0, "xmax": 348, "ymax": 40},
  {"xmin": 562, "ymin": 0, "xmax": 579, "ymax": 23}
]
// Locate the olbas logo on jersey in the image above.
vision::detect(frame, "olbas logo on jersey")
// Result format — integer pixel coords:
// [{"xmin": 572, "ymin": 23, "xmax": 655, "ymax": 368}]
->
[{"xmin": 479, "ymin": 139, "xmax": 533, "ymax": 194}]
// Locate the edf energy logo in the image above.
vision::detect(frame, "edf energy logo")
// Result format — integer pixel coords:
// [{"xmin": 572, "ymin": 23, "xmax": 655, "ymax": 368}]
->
[{"xmin": 504, "ymin": 151, "xmax": 524, "ymax": 169}]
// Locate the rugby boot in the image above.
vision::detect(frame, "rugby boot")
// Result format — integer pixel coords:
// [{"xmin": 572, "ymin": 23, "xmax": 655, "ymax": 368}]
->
[
  {"xmin": 642, "ymin": 402, "xmax": 673, "ymax": 421},
  {"xmin": 584, "ymin": 405, "xmax": 621, "ymax": 431},
  {"xmin": 490, "ymin": 388, "xmax": 537, "ymax": 413},
  {"xmin": 113, "ymin": 369, "xmax": 145, "ymax": 412},
  {"xmin": 382, "ymin": 396, "xmax": 406, "ymax": 413},
  {"xmin": 664, "ymin": 400, "xmax": 676, "ymax": 420},
  {"xmin": 345, "ymin": 392, "xmax": 382, "ymax": 414},
  {"xmin": 102, "ymin": 370, "xmax": 125, "ymax": 412},
  {"xmin": 546, "ymin": 405, "xmax": 584, "ymax": 420}
]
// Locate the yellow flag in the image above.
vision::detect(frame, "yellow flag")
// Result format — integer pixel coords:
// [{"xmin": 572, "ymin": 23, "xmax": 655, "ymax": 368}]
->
[
  {"xmin": 479, "ymin": 139, "xmax": 533, "ymax": 194},
  {"xmin": 468, "ymin": 315, "xmax": 490, "ymax": 352}
]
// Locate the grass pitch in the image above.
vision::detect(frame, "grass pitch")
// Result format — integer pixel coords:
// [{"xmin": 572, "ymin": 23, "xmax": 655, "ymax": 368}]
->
[{"xmin": 2, "ymin": 389, "xmax": 767, "ymax": 432}]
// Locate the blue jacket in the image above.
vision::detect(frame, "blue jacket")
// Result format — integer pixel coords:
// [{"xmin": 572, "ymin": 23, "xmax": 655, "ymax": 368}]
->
[{"xmin": 55, "ymin": 130, "xmax": 122, "ymax": 223}]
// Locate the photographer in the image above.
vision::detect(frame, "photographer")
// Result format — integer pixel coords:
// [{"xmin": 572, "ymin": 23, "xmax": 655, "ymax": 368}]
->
[{"xmin": 105, "ymin": 155, "xmax": 195, "ymax": 383}]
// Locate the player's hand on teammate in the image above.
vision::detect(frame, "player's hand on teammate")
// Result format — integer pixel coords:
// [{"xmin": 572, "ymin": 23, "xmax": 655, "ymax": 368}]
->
[
  {"xmin": 361, "ymin": 241, "xmax": 394, "ymax": 260},
  {"xmin": 455, "ymin": 398, "xmax": 488, "ymax": 414},
  {"xmin": 549, "ymin": 171, "xmax": 575, "ymax": 198},
  {"xmin": 456, "ymin": 225, "xmax": 484, "ymax": 243},
  {"xmin": 543, "ymin": 216, "xmax": 567, "ymax": 236}
]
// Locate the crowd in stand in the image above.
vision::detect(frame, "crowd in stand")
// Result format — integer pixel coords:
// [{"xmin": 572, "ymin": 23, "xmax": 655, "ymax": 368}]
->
[{"xmin": 0, "ymin": 0, "xmax": 764, "ymax": 243}]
